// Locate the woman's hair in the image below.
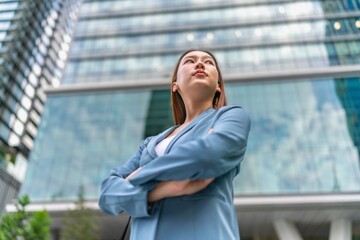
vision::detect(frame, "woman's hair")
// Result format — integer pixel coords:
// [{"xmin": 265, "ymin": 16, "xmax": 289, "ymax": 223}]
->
[{"xmin": 171, "ymin": 49, "xmax": 227, "ymax": 125}]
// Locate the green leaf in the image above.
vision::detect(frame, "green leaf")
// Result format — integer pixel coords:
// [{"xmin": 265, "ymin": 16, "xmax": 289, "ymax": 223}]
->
[{"xmin": 0, "ymin": 195, "xmax": 51, "ymax": 240}]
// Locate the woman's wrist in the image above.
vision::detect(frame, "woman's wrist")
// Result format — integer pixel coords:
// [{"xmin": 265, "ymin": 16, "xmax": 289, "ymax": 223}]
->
[
  {"xmin": 148, "ymin": 186, "xmax": 167, "ymax": 202},
  {"xmin": 148, "ymin": 181, "xmax": 179, "ymax": 202},
  {"xmin": 147, "ymin": 178, "xmax": 214, "ymax": 203},
  {"xmin": 148, "ymin": 190, "xmax": 158, "ymax": 203}
]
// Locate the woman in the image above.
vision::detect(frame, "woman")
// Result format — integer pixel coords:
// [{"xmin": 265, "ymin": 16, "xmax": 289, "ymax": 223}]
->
[{"xmin": 99, "ymin": 49, "xmax": 251, "ymax": 240}]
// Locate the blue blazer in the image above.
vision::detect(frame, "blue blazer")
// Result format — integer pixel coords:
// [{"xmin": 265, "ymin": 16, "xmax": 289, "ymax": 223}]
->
[{"xmin": 99, "ymin": 105, "xmax": 251, "ymax": 240}]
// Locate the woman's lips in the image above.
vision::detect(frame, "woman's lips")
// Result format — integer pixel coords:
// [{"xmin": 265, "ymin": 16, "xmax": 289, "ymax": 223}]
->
[{"xmin": 193, "ymin": 70, "xmax": 207, "ymax": 76}]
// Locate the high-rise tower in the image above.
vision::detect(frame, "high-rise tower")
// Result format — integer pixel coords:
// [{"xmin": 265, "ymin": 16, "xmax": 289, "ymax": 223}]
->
[
  {"xmin": 18, "ymin": 1, "xmax": 360, "ymax": 239},
  {"xmin": 0, "ymin": 0, "xmax": 81, "ymax": 215}
]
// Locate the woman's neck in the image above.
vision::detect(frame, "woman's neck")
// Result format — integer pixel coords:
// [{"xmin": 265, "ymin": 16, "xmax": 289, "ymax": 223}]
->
[
  {"xmin": 182, "ymin": 101, "xmax": 213, "ymax": 124},
  {"xmin": 167, "ymin": 102, "xmax": 213, "ymax": 138}
]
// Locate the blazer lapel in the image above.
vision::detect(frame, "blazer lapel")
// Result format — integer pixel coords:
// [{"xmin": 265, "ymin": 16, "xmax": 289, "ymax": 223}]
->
[
  {"xmin": 148, "ymin": 108, "xmax": 215, "ymax": 158},
  {"xmin": 147, "ymin": 126, "xmax": 178, "ymax": 158},
  {"xmin": 165, "ymin": 108, "xmax": 215, "ymax": 154}
]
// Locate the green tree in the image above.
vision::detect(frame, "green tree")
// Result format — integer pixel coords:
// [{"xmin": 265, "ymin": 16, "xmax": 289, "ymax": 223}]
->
[
  {"xmin": 0, "ymin": 195, "xmax": 51, "ymax": 240},
  {"xmin": 61, "ymin": 186, "xmax": 99, "ymax": 240}
]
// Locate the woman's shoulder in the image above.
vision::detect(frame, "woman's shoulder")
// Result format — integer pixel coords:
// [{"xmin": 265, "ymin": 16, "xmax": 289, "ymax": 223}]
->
[
  {"xmin": 217, "ymin": 105, "xmax": 250, "ymax": 118},
  {"xmin": 213, "ymin": 105, "xmax": 251, "ymax": 130}
]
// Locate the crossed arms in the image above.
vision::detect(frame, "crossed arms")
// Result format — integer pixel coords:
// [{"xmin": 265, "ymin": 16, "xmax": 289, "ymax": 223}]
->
[{"xmin": 99, "ymin": 106, "xmax": 250, "ymax": 217}]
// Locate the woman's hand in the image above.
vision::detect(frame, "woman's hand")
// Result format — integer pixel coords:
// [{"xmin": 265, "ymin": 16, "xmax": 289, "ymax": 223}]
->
[{"xmin": 148, "ymin": 178, "xmax": 214, "ymax": 202}]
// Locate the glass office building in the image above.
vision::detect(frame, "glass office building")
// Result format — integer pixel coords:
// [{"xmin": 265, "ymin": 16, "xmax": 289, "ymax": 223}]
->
[
  {"xmin": 20, "ymin": 0, "xmax": 360, "ymax": 239},
  {"xmin": 0, "ymin": 0, "xmax": 80, "ymax": 215}
]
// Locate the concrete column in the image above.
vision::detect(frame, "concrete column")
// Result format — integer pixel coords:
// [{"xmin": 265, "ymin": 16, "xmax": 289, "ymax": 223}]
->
[
  {"xmin": 273, "ymin": 219, "xmax": 303, "ymax": 240},
  {"xmin": 329, "ymin": 219, "xmax": 352, "ymax": 240}
]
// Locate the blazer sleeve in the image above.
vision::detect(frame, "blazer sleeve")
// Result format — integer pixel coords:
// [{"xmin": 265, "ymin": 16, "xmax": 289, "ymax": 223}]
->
[
  {"xmin": 128, "ymin": 106, "xmax": 251, "ymax": 186},
  {"xmin": 98, "ymin": 137, "xmax": 158, "ymax": 218}
]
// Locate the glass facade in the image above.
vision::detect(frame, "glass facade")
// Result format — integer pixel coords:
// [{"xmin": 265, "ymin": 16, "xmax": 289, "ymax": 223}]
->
[
  {"xmin": 20, "ymin": 0, "xmax": 360, "ymax": 198},
  {"xmin": 21, "ymin": 90, "xmax": 151, "ymax": 200},
  {"xmin": 18, "ymin": 0, "xmax": 360, "ymax": 238},
  {"xmin": 79, "ymin": 0, "xmax": 360, "ymax": 15},
  {"xmin": 76, "ymin": 3, "xmax": 326, "ymax": 34},
  {"xmin": 0, "ymin": 0, "xmax": 81, "ymax": 216},
  {"xmin": 0, "ymin": 2, "xmax": 18, "ymax": 45},
  {"xmin": 62, "ymin": 0, "xmax": 360, "ymax": 83},
  {"xmin": 0, "ymin": 0, "xmax": 80, "ymax": 158},
  {"xmin": 64, "ymin": 41, "xmax": 360, "ymax": 83},
  {"xmin": 20, "ymin": 77, "xmax": 360, "ymax": 201},
  {"xmin": 71, "ymin": 21, "xmax": 360, "ymax": 54},
  {"xmin": 231, "ymin": 78, "xmax": 360, "ymax": 194}
]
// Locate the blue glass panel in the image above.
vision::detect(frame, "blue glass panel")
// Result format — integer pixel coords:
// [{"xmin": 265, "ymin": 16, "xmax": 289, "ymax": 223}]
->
[
  {"xmin": 21, "ymin": 77, "xmax": 360, "ymax": 200},
  {"xmin": 80, "ymin": 0, "xmax": 354, "ymax": 16},
  {"xmin": 66, "ymin": 41, "xmax": 353, "ymax": 84},
  {"xmin": 229, "ymin": 78, "xmax": 360, "ymax": 194},
  {"xmin": 73, "ymin": 20, "xmax": 334, "ymax": 55},
  {"xmin": 0, "ymin": 11, "xmax": 14, "ymax": 20},
  {"xmin": 20, "ymin": 90, "xmax": 152, "ymax": 201},
  {"xmin": 0, "ymin": 2, "xmax": 18, "ymax": 11},
  {"xmin": 76, "ymin": 2, "xmax": 326, "ymax": 35}
]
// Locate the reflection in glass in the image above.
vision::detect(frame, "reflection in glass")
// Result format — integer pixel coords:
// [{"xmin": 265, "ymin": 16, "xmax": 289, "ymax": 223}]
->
[
  {"xmin": 229, "ymin": 78, "xmax": 360, "ymax": 194},
  {"xmin": 72, "ymin": 21, "xmax": 331, "ymax": 55},
  {"xmin": 64, "ymin": 40, "xmax": 360, "ymax": 84},
  {"xmin": 76, "ymin": 2, "xmax": 326, "ymax": 35},
  {"xmin": 20, "ymin": 78, "xmax": 360, "ymax": 201},
  {"xmin": 20, "ymin": 90, "xmax": 151, "ymax": 201}
]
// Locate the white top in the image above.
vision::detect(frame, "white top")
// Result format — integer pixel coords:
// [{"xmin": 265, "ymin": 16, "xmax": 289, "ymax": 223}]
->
[{"xmin": 155, "ymin": 135, "xmax": 175, "ymax": 156}]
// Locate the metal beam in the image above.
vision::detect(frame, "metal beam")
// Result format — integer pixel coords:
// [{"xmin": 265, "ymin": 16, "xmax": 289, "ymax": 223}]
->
[
  {"xmin": 7, "ymin": 193, "xmax": 360, "ymax": 213},
  {"xmin": 233, "ymin": 193, "xmax": 360, "ymax": 208},
  {"xmin": 44, "ymin": 65, "xmax": 360, "ymax": 95}
]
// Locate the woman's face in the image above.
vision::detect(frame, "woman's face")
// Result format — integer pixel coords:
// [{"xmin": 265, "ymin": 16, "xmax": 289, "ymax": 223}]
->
[{"xmin": 174, "ymin": 51, "xmax": 220, "ymax": 101}]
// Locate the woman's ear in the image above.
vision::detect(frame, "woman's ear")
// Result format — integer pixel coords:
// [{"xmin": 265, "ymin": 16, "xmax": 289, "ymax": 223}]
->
[
  {"xmin": 172, "ymin": 82, "xmax": 178, "ymax": 92},
  {"xmin": 216, "ymin": 82, "xmax": 221, "ymax": 93}
]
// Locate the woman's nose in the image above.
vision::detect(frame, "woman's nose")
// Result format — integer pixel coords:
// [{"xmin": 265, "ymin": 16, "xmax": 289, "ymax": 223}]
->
[{"xmin": 195, "ymin": 61, "xmax": 205, "ymax": 69}]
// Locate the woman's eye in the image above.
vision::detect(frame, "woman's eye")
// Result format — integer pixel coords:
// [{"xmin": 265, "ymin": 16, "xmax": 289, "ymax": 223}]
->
[
  {"xmin": 205, "ymin": 60, "xmax": 214, "ymax": 65},
  {"xmin": 185, "ymin": 59, "xmax": 194, "ymax": 63}
]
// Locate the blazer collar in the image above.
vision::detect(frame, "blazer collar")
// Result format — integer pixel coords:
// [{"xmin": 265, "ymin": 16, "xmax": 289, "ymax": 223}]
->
[{"xmin": 148, "ymin": 107, "xmax": 215, "ymax": 158}]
